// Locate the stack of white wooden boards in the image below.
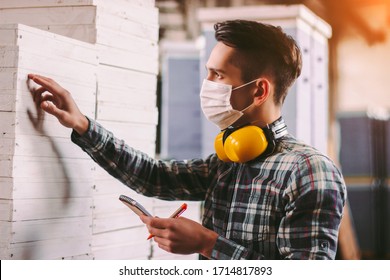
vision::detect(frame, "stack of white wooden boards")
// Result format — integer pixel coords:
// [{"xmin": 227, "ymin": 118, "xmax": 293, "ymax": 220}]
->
[{"xmin": 0, "ymin": 0, "xmax": 201, "ymax": 260}]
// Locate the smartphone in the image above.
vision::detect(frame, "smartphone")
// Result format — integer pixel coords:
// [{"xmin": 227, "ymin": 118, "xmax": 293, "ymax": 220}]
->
[{"xmin": 119, "ymin": 195, "xmax": 152, "ymax": 217}]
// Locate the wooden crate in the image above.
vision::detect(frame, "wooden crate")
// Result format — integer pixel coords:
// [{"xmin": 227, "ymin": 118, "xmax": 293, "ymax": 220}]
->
[
  {"xmin": 0, "ymin": 23, "xmax": 97, "ymax": 260},
  {"xmin": 0, "ymin": 1, "xmax": 202, "ymax": 261}
]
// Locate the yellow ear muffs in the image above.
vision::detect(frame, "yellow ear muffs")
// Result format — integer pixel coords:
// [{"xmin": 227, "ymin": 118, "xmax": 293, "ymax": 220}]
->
[
  {"xmin": 214, "ymin": 126, "xmax": 268, "ymax": 163},
  {"xmin": 215, "ymin": 131, "xmax": 231, "ymax": 162}
]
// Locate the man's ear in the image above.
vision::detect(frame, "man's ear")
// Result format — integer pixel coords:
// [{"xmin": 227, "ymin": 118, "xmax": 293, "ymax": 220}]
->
[{"xmin": 253, "ymin": 79, "xmax": 270, "ymax": 105}]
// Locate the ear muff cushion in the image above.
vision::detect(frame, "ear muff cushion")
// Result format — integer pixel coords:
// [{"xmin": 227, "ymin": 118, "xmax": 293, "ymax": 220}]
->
[
  {"xmin": 214, "ymin": 131, "xmax": 232, "ymax": 162},
  {"xmin": 223, "ymin": 126, "xmax": 268, "ymax": 163}
]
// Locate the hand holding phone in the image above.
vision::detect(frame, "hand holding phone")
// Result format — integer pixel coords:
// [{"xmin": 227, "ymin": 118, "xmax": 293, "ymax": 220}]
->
[
  {"xmin": 146, "ymin": 202, "xmax": 187, "ymax": 240},
  {"xmin": 120, "ymin": 195, "xmax": 188, "ymax": 240}
]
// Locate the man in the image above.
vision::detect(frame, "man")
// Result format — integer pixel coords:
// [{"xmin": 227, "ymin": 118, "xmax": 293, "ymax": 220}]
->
[{"xmin": 28, "ymin": 20, "xmax": 346, "ymax": 259}]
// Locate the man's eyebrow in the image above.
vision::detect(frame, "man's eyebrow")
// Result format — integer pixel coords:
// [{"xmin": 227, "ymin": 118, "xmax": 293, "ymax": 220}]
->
[{"xmin": 205, "ymin": 65, "xmax": 226, "ymax": 73}]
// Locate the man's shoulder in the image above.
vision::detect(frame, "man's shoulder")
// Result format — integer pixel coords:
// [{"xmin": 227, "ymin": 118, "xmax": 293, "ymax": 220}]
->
[
  {"xmin": 278, "ymin": 135, "xmax": 346, "ymax": 194},
  {"xmin": 277, "ymin": 134, "xmax": 339, "ymax": 170},
  {"xmin": 278, "ymin": 134, "xmax": 322, "ymax": 156}
]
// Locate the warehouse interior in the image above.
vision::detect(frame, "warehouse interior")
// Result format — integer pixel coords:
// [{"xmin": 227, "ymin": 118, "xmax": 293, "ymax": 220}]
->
[{"xmin": 0, "ymin": 0, "xmax": 389, "ymax": 260}]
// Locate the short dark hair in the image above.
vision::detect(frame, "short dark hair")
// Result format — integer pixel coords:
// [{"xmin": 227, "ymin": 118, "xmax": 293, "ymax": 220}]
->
[{"xmin": 214, "ymin": 20, "xmax": 302, "ymax": 105}]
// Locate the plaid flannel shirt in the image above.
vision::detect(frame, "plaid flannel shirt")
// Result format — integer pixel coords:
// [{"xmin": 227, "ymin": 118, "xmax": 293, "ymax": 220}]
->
[{"xmin": 71, "ymin": 117, "xmax": 346, "ymax": 260}]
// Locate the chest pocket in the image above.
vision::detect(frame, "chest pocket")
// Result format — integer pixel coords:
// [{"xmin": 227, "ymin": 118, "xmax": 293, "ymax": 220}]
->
[{"xmin": 227, "ymin": 184, "xmax": 275, "ymax": 247}]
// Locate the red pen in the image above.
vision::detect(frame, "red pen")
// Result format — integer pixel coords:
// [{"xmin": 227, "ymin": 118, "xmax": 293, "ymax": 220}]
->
[{"xmin": 147, "ymin": 203, "xmax": 187, "ymax": 240}]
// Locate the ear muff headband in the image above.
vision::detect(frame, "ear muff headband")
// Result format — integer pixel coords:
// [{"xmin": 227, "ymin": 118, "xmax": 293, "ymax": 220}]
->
[{"xmin": 214, "ymin": 125, "xmax": 268, "ymax": 163}]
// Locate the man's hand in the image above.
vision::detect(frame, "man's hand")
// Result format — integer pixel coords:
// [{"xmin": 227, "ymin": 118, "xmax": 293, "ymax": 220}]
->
[
  {"xmin": 140, "ymin": 215, "xmax": 218, "ymax": 258},
  {"xmin": 27, "ymin": 74, "xmax": 89, "ymax": 135}
]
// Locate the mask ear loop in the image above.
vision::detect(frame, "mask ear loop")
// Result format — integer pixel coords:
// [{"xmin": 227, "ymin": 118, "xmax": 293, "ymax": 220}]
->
[
  {"xmin": 232, "ymin": 78, "xmax": 260, "ymax": 91},
  {"xmin": 230, "ymin": 78, "xmax": 261, "ymax": 119}
]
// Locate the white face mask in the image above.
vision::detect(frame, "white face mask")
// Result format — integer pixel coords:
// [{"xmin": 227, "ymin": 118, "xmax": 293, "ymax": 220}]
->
[{"xmin": 200, "ymin": 78, "xmax": 258, "ymax": 130}]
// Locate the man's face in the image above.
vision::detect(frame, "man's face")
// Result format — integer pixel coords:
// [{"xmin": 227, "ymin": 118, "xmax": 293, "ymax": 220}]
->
[
  {"xmin": 205, "ymin": 42, "xmax": 254, "ymax": 111},
  {"xmin": 205, "ymin": 42, "xmax": 243, "ymax": 85}
]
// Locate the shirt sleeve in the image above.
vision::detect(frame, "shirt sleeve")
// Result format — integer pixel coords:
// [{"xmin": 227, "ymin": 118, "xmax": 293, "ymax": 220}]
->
[
  {"xmin": 70, "ymin": 117, "xmax": 218, "ymax": 201},
  {"xmin": 277, "ymin": 154, "xmax": 347, "ymax": 259},
  {"xmin": 210, "ymin": 236, "xmax": 265, "ymax": 259}
]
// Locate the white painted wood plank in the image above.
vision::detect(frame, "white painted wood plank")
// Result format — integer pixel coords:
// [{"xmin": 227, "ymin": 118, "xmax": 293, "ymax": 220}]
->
[
  {"xmin": 0, "ymin": 199, "xmax": 12, "ymax": 221},
  {"xmin": 3, "ymin": 114, "xmax": 72, "ymax": 139},
  {"xmin": 12, "ymin": 134, "xmax": 89, "ymax": 159},
  {"xmin": 0, "ymin": 0, "xmax": 94, "ymax": 8},
  {"xmin": 0, "ymin": 9, "xmax": 158, "ymax": 45},
  {"xmin": 0, "ymin": 112, "xmax": 17, "ymax": 136},
  {"xmin": 6, "ymin": 235, "xmax": 91, "ymax": 260},
  {"xmin": 92, "ymin": 240, "xmax": 150, "ymax": 260},
  {"xmin": 97, "ymin": 102, "xmax": 158, "ymax": 124},
  {"xmin": 92, "ymin": 177, "xmax": 128, "ymax": 196},
  {"xmin": 17, "ymin": 54, "xmax": 96, "ymax": 86},
  {"xmin": 0, "ymin": 137, "xmax": 14, "ymax": 156},
  {"xmin": 93, "ymin": 178, "xmax": 152, "ymax": 199},
  {"xmin": 34, "ymin": 24, "xmax": 97, "ymax": 43},
  {"xmin": 93, "ymin": 195, "xmax": 139, "ymax": 217},
  {"xmin": 0, "ymin": 7, "xmax": 97, "ymax": 26},
  {"xmin": 96, "ymin": 11, "xmax": 159, "ymax": 42},
  {"xmin": 1, "ymin": 67, "xmax": 97, "ymax": 100},
  {"xmin": 96, "ymin": 25, "xmax": 158, "ymax": 56},
  {"xmin": 0, "ymin": 154, "xmax": 12, "ymax": 178},
  {"xmin": 0, "ymin": 221, "xmax": 11, "ymax": 244},
  {"xmin": 97, "ymin": 121, "xmax": 156, "ymax": 142},
  {"xmin": 13, "ymin": 26, "xmax": 98, "ymax": 64},
  {"xmin": 0, "ymin": 28, "xmax": 16, "ymax": 44},
  {"xmin": 98, "ymin": 64, "xmax": 157, "ymax": 92},
  {"xmin": 8, "ymin": 23, "xmax": 97, "ymax": 58},
  {"xmin": 0, "ymin": 112, "xmax": 75, "ymax": 139},
  {"xmin": 0, "ymin": 249, "xmax": 10, "ymax": 259},
  {"xmin": 92, "ymin": 226, "xmax": 149, "ymax": 248},
  {"xmin": 0, "ymin": 0, "xmax": 155, "ymax": 9},
  {"xmin": 10, "ymin": 156, "xmax": 95, "ymax": 180},
  {"xmin": 0, "ymin": 91, "xmax": 16, "ymax": 112},
  {"xmin": 0, "ymin": 46, "xmax": 18, "ymax": 67},
  {"xmin": 104, "ymin": 0, "xmax": 155, "ymax": 9},
  {"xmin": 98, "ymin": 45, "xmax": 158, "ymax": 74},
  {"xmin": 1, "ymin": 177, "xmax": 94, "ymax": 200},
  {"xmin": 0, "ymin": 69, "xmax": 16, "ymax": 90},
  {"xmin": 96, "ymin": 2, "xmax": 159, "ymax": 26},
  {"xmin": 17, "ymin": 52, "xmax": 96, "ymax": 84},
  {"xmin": 98, "ymin": 87, "xmax": 156, "ymax": 108},
  {"xmin": 12, "ymin": 197, "xmax": 93, "ymax": 221},
  {"xmin": 62, "ymin": 253, "xmax": 93, "ymax": 260},
  {"xmin": 0, "ymin": 154, "xmax": 94, "ymax": 181},
  {"xmin": 10, "ymin": 216, "xmax": 92, "ymax": 243},
  {"xmin": 93, "ymin": 212, "xmax": 143, "ymax": 234},
  {"xmin": 0, "ymin": 178, "xmax": 13, "ymax": 199}
]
